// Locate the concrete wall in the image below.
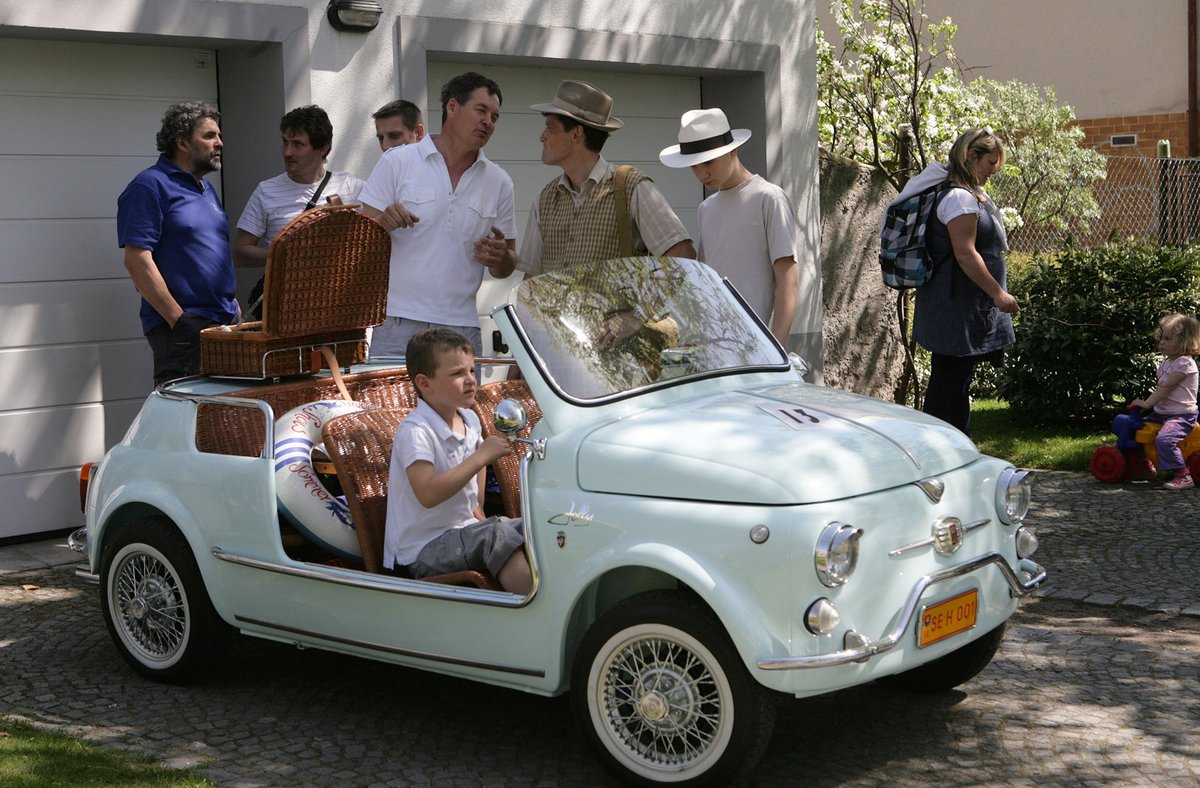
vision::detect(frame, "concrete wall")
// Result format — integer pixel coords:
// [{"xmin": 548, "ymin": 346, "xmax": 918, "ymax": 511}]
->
[{"xmin": 818, "ymin": 150, "xmax": 903, "ymax": 400}]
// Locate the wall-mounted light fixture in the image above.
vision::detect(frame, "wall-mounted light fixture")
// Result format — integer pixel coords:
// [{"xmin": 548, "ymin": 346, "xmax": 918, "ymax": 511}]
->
[{"xmin": 326, "ymin": 0, "xmax": 382, "ymax": 32}]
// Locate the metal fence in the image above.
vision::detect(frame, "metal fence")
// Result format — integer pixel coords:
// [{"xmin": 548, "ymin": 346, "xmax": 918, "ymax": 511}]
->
[{"xmin": 989, "ymin": 155, "xmax": 1200, "ymax": 254}]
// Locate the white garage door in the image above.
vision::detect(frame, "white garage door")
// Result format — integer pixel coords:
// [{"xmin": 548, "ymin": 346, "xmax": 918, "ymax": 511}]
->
[
  {"xmin": 424, "ymin": 62, "xmax": 703, "ymax": 356},
  {"xmin": 0, "ymin": 38, "xmax": 219, "ymax": 540}
]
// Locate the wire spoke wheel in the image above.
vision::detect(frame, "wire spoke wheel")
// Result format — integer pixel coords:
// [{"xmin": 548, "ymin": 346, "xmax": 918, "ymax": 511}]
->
[
  {"xmin": 596, "ymin": 628, "xmax": 731, "ymax": 773},
  {"xmin": 572, "ymin": 593, "xmax": 773, "ymax": 786},
  {"xmin": 111, "ymin": 548, "xmax": 189, "ymax": 664},
  {"xmin": 100, "ymin": 517, "xmax": 228, "ymax": 683}
]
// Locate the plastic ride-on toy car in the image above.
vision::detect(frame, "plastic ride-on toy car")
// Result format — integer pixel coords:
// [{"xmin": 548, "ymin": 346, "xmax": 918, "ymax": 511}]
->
[{"xmin": 1089, "ymin": 406, "xmax": 1200, "ymax": 482}]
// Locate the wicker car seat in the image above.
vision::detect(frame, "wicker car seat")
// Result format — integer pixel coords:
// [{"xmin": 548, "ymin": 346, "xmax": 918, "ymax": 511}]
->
[
  {"xmin": 473, "ymin": 380, "xmax": 543, "ymax": 519},
  {"xmin": 321, "ymin": 408, "xmax": 501, "ymax": 590}
]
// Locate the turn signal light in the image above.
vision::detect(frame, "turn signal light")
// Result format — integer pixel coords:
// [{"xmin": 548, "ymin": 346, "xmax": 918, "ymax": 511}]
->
[{"xmin": 79, "ymin": 462, "xmax": 94, "ymax": 513}]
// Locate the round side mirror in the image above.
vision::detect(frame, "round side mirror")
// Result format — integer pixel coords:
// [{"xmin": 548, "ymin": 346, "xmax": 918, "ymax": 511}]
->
[{"xmin": 493, "ymin": 398, "xmax": 528, "ymax": 435}]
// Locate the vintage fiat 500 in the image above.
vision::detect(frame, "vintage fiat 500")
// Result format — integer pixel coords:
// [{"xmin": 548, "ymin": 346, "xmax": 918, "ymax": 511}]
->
[{"xmin": 75, "ymin": 256, "xmax": 1044, "ymax": 786}]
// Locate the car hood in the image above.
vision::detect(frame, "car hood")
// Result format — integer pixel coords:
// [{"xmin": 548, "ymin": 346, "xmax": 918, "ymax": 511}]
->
[{"xmin": 576, "ymin": 382, "xmax": 980, "ymax": 504}]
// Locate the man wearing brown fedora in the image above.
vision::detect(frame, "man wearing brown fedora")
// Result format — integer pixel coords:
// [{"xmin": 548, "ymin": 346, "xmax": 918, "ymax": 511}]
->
[
  {"xmin": 517, "ymin": 80, "xmax": 695, "ymax": 275},
  {"xmin": 660, "ymin": 107, "xmax": 798, "ymax": 346}
]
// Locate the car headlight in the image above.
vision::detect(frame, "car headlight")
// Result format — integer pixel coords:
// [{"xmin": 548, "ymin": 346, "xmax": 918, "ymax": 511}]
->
[
  {"xmin": 997, "ymin": 468, "xmax": 1032, "ymax": 524},
  {"xmin": 815, "ymin": 522, "xmax": 862, "ymax": 587}
]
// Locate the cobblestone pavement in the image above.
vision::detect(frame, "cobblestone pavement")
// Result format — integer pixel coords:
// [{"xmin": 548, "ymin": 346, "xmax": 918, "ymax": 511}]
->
[
  {"xmin": 1, "ymin": 470, "xmax": 1199, "ymax": 786},
  {"xmin": 1028, "ymin": 471, "xmax": 1200, "ymax": 614}
]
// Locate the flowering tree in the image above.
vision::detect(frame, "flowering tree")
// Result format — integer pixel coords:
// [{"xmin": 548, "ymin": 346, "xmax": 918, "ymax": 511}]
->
[
  {"xmin": 817, "ymin": 0, "xmax": 985, "ymax": 191},
  {"xmin": 979, "ymin": 79, "xmax": 1106, "ymax": 244},
  {"xmin": 818, "ymin": 0, "xmax": 1106, "ymax": 240}
]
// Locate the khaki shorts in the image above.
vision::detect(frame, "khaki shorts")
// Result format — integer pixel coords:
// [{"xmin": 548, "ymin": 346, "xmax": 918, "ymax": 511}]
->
[{"xmin": 406, "ymin": 516, "xmax": 524, "ymax": 578}]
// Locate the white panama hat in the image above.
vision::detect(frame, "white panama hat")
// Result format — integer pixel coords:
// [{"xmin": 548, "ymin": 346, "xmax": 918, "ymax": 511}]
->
[{"xmin": 659, "ymin": 108, "xmax": 751, "ymax": 168}]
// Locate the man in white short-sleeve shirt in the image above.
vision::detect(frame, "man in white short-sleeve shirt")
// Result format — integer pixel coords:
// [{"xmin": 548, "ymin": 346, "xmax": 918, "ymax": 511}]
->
[
  {"xmin": 359, "ymin": 72, "xmax": 517, "ymax": 358},
  {"xmin": 233, "ymin": 106, "xmax": 364, "ymax": 298},
  {"xmin": 660, "ymin": 108, "xmax": 799, "ymax": 346}
]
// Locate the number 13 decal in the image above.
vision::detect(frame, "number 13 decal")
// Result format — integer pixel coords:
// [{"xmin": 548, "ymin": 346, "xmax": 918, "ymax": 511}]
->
[{"xmin": 785, "ymin": 407, "xmax": 820, "ymax": 425}]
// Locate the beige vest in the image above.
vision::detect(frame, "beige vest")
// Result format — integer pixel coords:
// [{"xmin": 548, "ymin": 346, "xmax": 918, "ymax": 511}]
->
[{"xmin": 537, "ymin": 166, "xmax": 650, "ymax": 271}]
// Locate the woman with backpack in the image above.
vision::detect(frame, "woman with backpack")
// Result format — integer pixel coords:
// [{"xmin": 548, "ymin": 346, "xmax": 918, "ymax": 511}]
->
[{"xmin": 913, "ymin": 128, "xmax": 1019, "ymax": 435}]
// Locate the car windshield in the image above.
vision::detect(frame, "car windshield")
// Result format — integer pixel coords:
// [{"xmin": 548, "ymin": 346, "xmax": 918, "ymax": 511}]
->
[{"xmin": 510, "ymin": 256, "xmax": 787, "ymax": 401}]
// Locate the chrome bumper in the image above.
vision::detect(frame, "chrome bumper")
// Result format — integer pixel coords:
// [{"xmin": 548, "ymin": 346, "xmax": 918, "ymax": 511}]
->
[
  {"xmin": 68, "ymin": 527, "xmax": 99, "ymax": 584},
  {"xmin": 757, "ymin": 554, "xmax": 1046, "ymax": 670},
  {"xmin": 68, "ymin": 527, "xmax": 87, "ymax": 554}
]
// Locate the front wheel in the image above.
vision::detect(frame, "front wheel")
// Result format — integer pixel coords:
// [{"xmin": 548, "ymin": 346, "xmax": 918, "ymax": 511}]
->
[
  {"xmin": 100, "ymin": 517, "xmax": 229, "ymax": 683},
  {"xmin": 1088, "ymin": 445, "xmax": 1126, "ymax": 483},
  {"xmin": 877, "ymin": 622, "xmax": 1006, "ymax": 693},
  {"xmin": 570, "ymin": 592, "xmax": 775, "ymax": 786}
]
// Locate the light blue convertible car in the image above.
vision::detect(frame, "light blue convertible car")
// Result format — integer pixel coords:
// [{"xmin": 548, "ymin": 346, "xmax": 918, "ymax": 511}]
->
[{"xmin": 75, "ymin": 256, "xmax": 1044, "ymax": 786}]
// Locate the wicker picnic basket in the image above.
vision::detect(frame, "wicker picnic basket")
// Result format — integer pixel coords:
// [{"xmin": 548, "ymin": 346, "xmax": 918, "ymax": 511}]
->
[{"xmin": 201, "ymin": 204, "xmax": 390, "ymax": 378}]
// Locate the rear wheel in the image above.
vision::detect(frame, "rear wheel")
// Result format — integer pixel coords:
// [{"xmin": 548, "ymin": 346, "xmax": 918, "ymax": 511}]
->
[
  {"xmin": 877, "ymin": 622, "xmax": 1006, "ymax": 693},
  {"xmin": 100, "ymin": 516, "xmax": 229, "ymax": 683},
  {"xmin": 570, "ymin": 592, "xmax": 775, "ymax": 786},
  {"xmin": 1186, "ymin": 451, "xmax": 1200, "ymax": 482}
]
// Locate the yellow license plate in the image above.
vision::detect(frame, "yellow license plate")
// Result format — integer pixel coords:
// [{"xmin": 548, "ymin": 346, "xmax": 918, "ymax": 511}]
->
[{"xmin": 918, "ymin": 589, "xmax": 978, "ymax": 647}]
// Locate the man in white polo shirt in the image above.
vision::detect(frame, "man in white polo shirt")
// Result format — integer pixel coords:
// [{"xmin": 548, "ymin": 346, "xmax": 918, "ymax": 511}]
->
[{"xmin": 359, "ymin": 72, "xmax": 517, "ymax": 358}]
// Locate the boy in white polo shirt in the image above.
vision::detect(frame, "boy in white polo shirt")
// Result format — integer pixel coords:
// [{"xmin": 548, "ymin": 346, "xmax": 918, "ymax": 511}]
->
[
  {"xmin": 659, "ymin": 108, "xmax": 799, "ymax": 346},
  {"xmin": 384, "ymin": 328, "xmax": 531, "ymax": 593}
]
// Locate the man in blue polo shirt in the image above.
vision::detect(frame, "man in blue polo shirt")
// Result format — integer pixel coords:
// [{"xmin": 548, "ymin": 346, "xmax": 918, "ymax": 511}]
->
[{"xmin": 118, "ymin": 101, "xmax": 237, "ymax": 386}]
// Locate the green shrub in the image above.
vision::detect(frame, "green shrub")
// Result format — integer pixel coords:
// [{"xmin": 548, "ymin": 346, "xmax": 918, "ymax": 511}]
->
[
  {"xmin": 969, "ymin": 354, "xmax": 1006, "ymax": 398},
  {"xmin": 999, "ymin": 241, "xmax": 1200, "ymax": 425}
]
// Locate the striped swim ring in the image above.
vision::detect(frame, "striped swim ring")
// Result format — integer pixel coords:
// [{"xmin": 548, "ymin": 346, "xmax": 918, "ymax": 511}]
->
[{"xmin": 274, "ymin": 400, "xmax": 367, "ymax": 558}]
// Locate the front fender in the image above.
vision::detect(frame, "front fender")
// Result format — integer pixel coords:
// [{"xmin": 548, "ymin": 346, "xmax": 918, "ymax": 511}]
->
[{"xmin": 563, "ymin": 540, "xmax": 786, "ymax": 678}]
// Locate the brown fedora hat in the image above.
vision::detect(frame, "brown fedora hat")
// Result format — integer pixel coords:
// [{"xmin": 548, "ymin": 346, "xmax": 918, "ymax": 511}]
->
[{"xmin": 530, "ymin": 80, "xmax": 624, "ymax": 132}]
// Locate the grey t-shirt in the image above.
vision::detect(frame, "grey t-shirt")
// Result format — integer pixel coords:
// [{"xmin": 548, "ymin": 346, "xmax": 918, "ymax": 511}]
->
[{"xmin": 696, "ymin": 174, "xmax": 796, "ymax": 322}]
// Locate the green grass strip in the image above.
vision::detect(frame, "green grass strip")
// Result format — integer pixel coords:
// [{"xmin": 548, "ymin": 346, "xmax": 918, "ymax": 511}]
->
[
  {"xmin": 0, "ymin": 717, "xmax": 210, "ymax": 787},
  {"xmin": 971, "ymin": 398, "xmax": 1108, "ymax": 471}
]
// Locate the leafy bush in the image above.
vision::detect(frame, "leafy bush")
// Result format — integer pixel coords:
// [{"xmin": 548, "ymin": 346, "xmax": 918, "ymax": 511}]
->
[{"xmin": 999, "ymin": 242, "xmax": 1200, "ymax": 425}]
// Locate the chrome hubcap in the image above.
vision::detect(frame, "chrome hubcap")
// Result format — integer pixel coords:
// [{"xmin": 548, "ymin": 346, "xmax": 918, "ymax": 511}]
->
[{"xmin": 637, "ymin": 690, "xmax": 670, "ymax": 722}]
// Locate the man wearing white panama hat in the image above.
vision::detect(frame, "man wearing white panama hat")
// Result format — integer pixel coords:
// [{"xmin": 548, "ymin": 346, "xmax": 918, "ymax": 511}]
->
[
  {"xmin": 517, "ymin": 80, "xmax": 695, "ymax": 275},
  {"xmin": 660, "ymin": 108, "xmax": 799, "ymax": 346}
]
